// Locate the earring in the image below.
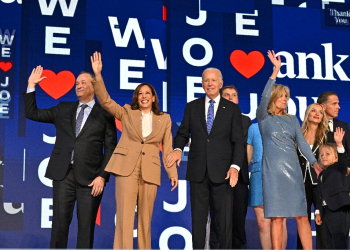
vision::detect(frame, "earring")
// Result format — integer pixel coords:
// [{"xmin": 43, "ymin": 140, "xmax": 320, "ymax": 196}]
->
[{"xmin": 153, "ymin": 99, "xmax": 155, "ymax": 102}]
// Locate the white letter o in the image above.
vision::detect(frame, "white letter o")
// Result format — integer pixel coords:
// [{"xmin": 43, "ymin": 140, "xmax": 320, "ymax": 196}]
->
[
  {"xmin": 159, "ymin": 226, "xmax": 192, "ymax": 250},
  {"xmin": 183, "ymin": 38, "xmax": 213, "ymax": 67}
]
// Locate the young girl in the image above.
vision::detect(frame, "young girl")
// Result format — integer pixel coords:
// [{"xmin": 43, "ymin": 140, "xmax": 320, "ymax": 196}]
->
[{"xmin": 315, "ymin": 127, "xmax": 349, "ymax": 249}]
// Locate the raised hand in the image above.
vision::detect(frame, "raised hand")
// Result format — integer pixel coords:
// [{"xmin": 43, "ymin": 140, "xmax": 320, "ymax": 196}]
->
[
  {"xmin": 28, "ymin": 66, "xmax": 46, "ymax": 89},
  {"xmin": 90, "ymin": 51, "xmax": 102, "ymax": 75},
  {"xmin": 267, "ymin": 50, "xmax": 281, "ymax": 69},
  {"xmin": 334, "ymin": 127, "xmax": 345, "ymax": 147},
  {"xmin": 267, "ymin": 50, "xmax": 281, "ymax": 80}
]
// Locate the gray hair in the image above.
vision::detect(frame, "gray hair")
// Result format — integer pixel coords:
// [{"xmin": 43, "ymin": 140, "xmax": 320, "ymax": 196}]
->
[{"xmin": 202, "ymin": 68, "xmax": 223, "ymax": 81}]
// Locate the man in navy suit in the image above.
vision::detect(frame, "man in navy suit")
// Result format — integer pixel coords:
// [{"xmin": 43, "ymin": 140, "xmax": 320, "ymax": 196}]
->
[
  {"xmin": 317, "ymin": 91, "xmax": 350, "ymax": 189},
  {"xmin": 23, "ymin": 66, "xmax": 117, "ymax": 248},
  {"xmin": 166, "ymin": 68, "xmax": 245, "ymax": 249}
]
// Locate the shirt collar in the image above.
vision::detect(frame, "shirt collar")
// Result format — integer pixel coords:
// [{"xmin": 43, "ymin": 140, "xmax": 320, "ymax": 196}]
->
[
  {"xmin": 328, "ymin": 119, "xmax": 333, "ymax": 123},
  {"xmin": 205, "ymin": 94, "xmax": 221, "ymax": 104},
  {"xmin": 79, "ymin": 99, "xmax": 95, "ymax": 109}
]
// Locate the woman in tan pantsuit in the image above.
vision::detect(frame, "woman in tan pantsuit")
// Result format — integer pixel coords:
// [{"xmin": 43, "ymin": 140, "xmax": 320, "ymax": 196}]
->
[{"xmin": 90, "ymin": 52, "xmax": 178, "ymax": 249}]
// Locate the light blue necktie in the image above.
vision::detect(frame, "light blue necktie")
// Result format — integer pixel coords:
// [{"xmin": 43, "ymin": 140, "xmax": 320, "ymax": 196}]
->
[
  {"xmin": 76, "ymin": 104, "xmax": 88, "ymax": 136},
  {"xmin": 71, "ymin": 104, "xmax": 88, "ymax": 164},
  {"xmin": 207, "ymin": 99, "xmax": 215, "ymax": 133}
]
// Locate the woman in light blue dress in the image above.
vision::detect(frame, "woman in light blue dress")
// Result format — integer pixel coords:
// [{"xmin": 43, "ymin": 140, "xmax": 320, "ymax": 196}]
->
[
  {"xmin": 247, "ymin": 123, "xmax": 287, "ymax": 249},
  {"xmin": 256, "ymin": 50, "xmax": 321, "ymax": 249}
]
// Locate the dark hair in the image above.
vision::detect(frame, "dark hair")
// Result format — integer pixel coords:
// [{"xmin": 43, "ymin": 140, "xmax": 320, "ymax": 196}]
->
[
  {"xmin": 221, "ymin": 85, "xmax": 238, "ymax": 95},
  {"xmin": 79, "ymin": 71, "xmax": 95, "ymax": 80},
  {"xmin": 317, "ymin": 91, "xmax": 338, "ymax": 105},
  {"xmin": 130, "ymin": 83, "xmax": 164, "ymax": 115}
]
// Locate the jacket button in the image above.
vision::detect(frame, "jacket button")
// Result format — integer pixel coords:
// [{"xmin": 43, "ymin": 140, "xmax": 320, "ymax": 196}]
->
[
  {"xmin": 207, "ymin": 139, "xmax": 209, "ymax": 142},
  {"xmin": 142, "ymin": 152, "xmax": 145, "ymax": 155},
  {"xmin": 254, "ymin": 169, "xmax": 256, "ymax": 172},
  {"xmin": 302, "ymin": 163, "xmax": 304, "ymax": 165},
  {"xmin": 141, "ymin": 141, "xmax": 144, "ymax": 144}
]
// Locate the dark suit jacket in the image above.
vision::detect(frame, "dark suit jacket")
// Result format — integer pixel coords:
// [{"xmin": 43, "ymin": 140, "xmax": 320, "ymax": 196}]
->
[
  {"xmin": 328, "ymin": 118, "xmax": 350, "ymax": 190},
  {"xmin": 174, "ymin": 96, "xmax": 245, "ymax": 183},
  {"xmin": 239, "ymin": 115, "xmax": 251, "ymax": 185},
  {"xmin": 23, "ymin": 91, "xmax": 117, "ymax": 186},
  {"xmin": 298, "ymin": 142, "xmax": 319, "ymax": 185},
  {"xmin": 317, "ymin": 152, "xmax": 349, "ymax": 216}
]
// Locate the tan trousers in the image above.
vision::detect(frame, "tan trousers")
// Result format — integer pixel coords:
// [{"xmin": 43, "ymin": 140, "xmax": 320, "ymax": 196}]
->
[{"xmin": 113, "ymin": 155, "xmax": 158, "ymax": 249}]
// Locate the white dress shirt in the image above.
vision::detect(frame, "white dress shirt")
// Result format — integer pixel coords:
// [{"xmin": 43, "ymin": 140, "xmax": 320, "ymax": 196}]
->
[{"xmin": 328, "ymin": 119, "xmax": 333, "ymax": 132}]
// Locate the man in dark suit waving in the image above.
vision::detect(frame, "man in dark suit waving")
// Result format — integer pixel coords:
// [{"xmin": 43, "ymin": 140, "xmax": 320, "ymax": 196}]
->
[
  {"xmin": 317, "ymin": 91, "xmax": 350, "ymax": 189},
  {"xmin": 23, "ymin": 66, "xmax": 117, "ymax": 248},
  {"xmin": 166, "ymin": 68, "xmax": 245, "ymax": 249}
]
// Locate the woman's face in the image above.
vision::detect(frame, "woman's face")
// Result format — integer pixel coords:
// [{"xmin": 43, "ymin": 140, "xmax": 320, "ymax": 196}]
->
[
  {"xmin": 138, "ymin": 85, "xmax": 154, "ymax": 112},
  {"xmin": 274, "ymin": 90, "xmax": 288, "ymax": 114},
  {"xmin": 307, "ymin": 105, "xmax": 323, "ymax": 124},
  {"xmin": 320, "ymin": 147, "xmax": 335, "ymax": 167}
]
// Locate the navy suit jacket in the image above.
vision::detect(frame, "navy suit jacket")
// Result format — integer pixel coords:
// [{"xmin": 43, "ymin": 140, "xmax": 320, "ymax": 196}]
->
[
  {"xmin": 174, "ymin": 96, "xmax": 245, "ymax": 183},
  {"xmin": 317, "ymin": 152, "xmax": 349, "ymax": 217}
]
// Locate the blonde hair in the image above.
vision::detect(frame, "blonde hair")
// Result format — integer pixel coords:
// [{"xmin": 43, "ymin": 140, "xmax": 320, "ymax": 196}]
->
[
  {"xmin": 267, "ymin": 84, "xmax": 290, "ymax": 116},
  {"xmin": 319, "ymin": 143, "xmax": 338, "ymax": 168},
  {"xmin": 301, "ymin": 103, "xmax": 328, "ymax": 147}
]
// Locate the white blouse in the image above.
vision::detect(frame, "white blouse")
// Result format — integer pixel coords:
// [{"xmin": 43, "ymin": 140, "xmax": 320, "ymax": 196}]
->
[{"xmin": 141, "ymin": 111, "xmax": 153, "ymax": 139}]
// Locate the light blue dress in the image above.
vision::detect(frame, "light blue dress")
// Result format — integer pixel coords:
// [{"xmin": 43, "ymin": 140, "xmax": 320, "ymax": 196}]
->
[
  {"xmin": 247, "ymin": 123, "xmax": 264, "ymax": 207},
  {"xmin": 256, "ymin": 78, "xmax": 317, "ymax": 218}
]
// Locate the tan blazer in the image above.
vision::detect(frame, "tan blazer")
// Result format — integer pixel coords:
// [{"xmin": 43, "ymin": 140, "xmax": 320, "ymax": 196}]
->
[{"xmin": 92, "ymin": 78, "xmax": 177, "ymax": 186}]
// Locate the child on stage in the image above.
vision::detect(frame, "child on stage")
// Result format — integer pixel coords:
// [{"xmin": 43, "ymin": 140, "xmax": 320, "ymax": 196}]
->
[{"xmin": 315, "ymin": 127, "xmax": 350, "ymax": 249}]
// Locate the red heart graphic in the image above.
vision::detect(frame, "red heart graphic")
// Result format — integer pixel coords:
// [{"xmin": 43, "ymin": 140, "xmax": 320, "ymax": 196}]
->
[
  {"xmin": 230, "ymin": 50, "xmax": 265, "ymax": 79},
  {"xmin": 38, "ymin": 70, "xmax": 76, "ymax": 100},
  {"xmin": 0, "ymin": 61, "xmax": 12, "ymax": 72}
]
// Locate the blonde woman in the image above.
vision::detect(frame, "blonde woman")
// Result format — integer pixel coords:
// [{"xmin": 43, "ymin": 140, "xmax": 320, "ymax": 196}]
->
[
  {"xmin": 256, "ymin": 50, "xmax": 321, "ymax": 249},
  {"xmin": 296, "ymin": 103, "xmax": 328, "ymax": 249}
]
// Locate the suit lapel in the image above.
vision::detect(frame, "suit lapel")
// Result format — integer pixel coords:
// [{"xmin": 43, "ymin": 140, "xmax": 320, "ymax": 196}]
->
[
  {"xmin": 145, "ymin": 114, "xmax": 165, "ymax": 141},
  {"xmin": 130, "ymin": 109, "xmax": 143, "ymax": 141},
  {"xmin": 70, "ymin": 101, "xmax": 79, "ymax": 137},
  {"xmin": 196, "ymin": 96, "xmax": 207, "ymax": 134}
]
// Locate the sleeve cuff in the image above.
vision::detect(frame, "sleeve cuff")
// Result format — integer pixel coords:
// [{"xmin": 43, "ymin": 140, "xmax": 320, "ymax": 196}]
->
[
  {"xmin": 230, "ymin": 164, "xmax": 240, "ymax": 171},
  {"xmin": 27, "ymin": 88, "xmax": 35, "ymax": 93},
  {"xmin": 337, "ymin": 146, "xmax": 345, "ymax": 153},
  {"xmin": 315, "ymin": 210, "xmax": 320, "ymax": 215},
  {"xmin": 174, "ymin": 148, "xmax": 182, "ymax": 153}
]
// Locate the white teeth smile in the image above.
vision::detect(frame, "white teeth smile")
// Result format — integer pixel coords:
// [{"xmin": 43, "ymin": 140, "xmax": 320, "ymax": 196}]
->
[{"xmin": 141, "ymin": 100, "xmax": 149, "ymax": 103}]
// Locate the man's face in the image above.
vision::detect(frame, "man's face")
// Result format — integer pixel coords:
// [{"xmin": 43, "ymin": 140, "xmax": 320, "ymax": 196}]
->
[
  {"xmin": 323, "ymin": 95, "xmax": 340, "ymax": 119},
  {"xmin": 222, "ymin": 88, "xmax": 239, "ymax": 104},
  {"xmin": 202, "ymin": 69, "xmax": 223, "ymax": 99},
  {"xmin": 75, "ymin": 73, "xmax": 94, "ymax": 102}
]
